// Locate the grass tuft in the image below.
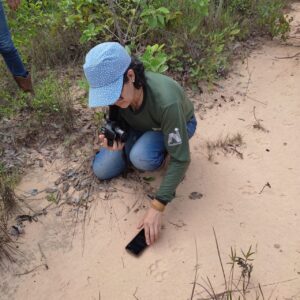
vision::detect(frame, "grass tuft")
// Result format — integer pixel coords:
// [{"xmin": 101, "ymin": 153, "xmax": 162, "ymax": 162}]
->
[{"xmin": 206, "ymin": 133, "xmax": 244, "ymax": 161}]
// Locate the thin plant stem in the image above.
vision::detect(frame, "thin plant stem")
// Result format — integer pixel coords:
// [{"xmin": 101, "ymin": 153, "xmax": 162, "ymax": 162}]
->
[{"xmin": 213, "ymin": 227, "xmax": 228, "ymax": 291}]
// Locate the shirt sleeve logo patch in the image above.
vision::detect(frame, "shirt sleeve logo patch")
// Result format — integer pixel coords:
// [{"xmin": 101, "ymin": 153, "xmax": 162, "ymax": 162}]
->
[{"xmin": 168, "ymin": 128, "xmax": 182, "ymax": 146}]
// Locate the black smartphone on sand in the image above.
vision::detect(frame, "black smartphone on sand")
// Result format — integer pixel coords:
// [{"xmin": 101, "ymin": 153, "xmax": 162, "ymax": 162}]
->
[{"xmin": 125, "ymin": 229, "xmax": 148, "ymax": 256}]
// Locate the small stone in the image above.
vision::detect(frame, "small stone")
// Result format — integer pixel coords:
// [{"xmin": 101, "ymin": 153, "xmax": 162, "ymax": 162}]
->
[
  {"xmin": 10, "ymin": 225, "xmax": 25, "ymax": 236},
  {"xmin": 81, "ymin": 191, "xmax": 89, "ymax": 201},
  {"xmin": 66, "ymin": 170, "xmax": 76, "ymax": 178},
  {"xmin": 45, "ymin": 187, "xmax": 58, "ymax": 194},
  {"xmin": 274, "ymin": 243, "xmax": 281, "ymax": 249},
  {"xmin": 78, "ymin": 179, "xmax": 91, "ymax": 190},
  {"xmin": 62, "ymin": 182, "xmax": 70, "ymax": 193},
  {"xmin": 29, "ymin": 189, "xmax": 38, "ymax": 196},
  {"xmin": 56, "ymin": 211, "xmax": 62, "ymax": 217},
  {"xmin": 39, "ymin": 160, "xmax": 44, "ymax": 168},
  {"xmin": 73, "ymin": 178, "xmax": 80, "ymax": 188},
  {"xmin": 72, "ymin": 197, "xmax": 80, "ymax": 205},
  {"xmin": 189, "ymin": 192, "xmax": 203, "ymax": 200},
  {"xmin": 55, "ymin": 177, "xmax": 62, "ymax": 185}
]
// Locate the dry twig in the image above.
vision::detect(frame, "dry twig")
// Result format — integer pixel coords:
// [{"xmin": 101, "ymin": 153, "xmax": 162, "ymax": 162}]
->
[
  {"xmin": 14, "ymin": 263, "xmax": 48, "ymax": 276},
  {"xmin": 253, "ymin": 106, "xmax": 269, "ymax": 132},
  {"xmin": 133, "ymin": 287, "xmax": 139, "ymax": 300},
  {"xmin": 213, "ymin": 228, "xmax": 228, "ymax": 291},
  {"xmin": 190, "ymin": 238, "xmax": 199, "ymax": 300},
  {"xmin": 275, "ymin": 51, "xmax": 300, "ymax": 59},
  {"xmin": 107, "ymin": 0, "xmax": 124, "ymax": 45},
  {"xmin": 243, "ymin": 57, "xmax": 252, "ymax": 102},
  {"xmin": 259, "ymin": 182, "xmax": 271, "ymax": 194}
]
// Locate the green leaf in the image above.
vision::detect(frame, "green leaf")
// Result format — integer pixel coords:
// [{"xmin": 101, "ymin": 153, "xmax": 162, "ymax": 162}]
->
[
  {"xmin": 157, "ymin": 7, "xmax": 170, "ymax": 14},
  {"xmin": 148, "ymin": 17, "xmax": 158, "ymax": 28},
  {"xmin": 142, "ymin": 176, "xmax": 156, "ymax": 182},
  {"xmin": 230, "ymin": 28, "xmax": 240, "ymax": 36},
  {"xmin": 157, "ymin": 15, "xmax": 165, "ymax": 26}
]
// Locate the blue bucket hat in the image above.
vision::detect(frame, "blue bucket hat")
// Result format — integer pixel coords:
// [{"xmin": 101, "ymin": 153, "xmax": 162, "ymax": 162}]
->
[{"xmin": 83, "ymin": 42, "xmax": 131, "ymax": 107}]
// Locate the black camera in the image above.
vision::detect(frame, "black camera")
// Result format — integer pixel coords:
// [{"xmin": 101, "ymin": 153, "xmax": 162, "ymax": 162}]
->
[{"xmin": 101, "ymin": 120, "xmax": 128, "ymax": 147}]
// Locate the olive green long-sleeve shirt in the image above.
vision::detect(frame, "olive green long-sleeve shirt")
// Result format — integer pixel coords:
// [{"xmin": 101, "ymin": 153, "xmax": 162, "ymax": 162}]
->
[{"xmin": 119, "ymin": 72, "xmax": 194, "ymax": 203}]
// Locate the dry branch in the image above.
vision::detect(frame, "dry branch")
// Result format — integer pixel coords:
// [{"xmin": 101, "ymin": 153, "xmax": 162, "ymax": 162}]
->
[{"xmin": 275, "ymin": 51, "xmax": 300, "ymax": 59}]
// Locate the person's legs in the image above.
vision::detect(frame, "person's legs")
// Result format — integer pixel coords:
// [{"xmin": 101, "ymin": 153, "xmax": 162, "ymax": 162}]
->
[
  {"xmin": 129, "ymin": 115, "xmax": 198, "ymax": 171},
  {"xmin": 92, "ymin": 116, "xmax": 198, "ymax": 178},
  {"xmin": 129, "ymin": 131, "xmax": 166, "ymax": 171},
  {"xmin": 186, "ymin": 115, "xmax": 197, "ymax": 139},
  {"xmin": 0, "ymin": 2, "xmax": 28, "ymax": 77},
  {"xmin": 92, "ymin": 149, "xmax": 127, "ymax": 180}
]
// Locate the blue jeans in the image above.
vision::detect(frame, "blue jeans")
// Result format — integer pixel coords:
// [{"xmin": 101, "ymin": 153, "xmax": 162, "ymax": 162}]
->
[
  {"xmin": 0, "ymin": 1, "xmax": 27, "ymax": 77},
  {"xmin": 93, "ymin": 116, "xmax": 197, "ymax": 180}
]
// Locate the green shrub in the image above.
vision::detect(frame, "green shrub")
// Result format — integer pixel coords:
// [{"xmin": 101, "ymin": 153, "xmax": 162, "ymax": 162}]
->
[
  {"xmin": 140, "ymin": 44, "xmax": 169, "ymax": 73},
  {"xmin": 0, "ymin": 164, "xmax": 19, "ymax": 215},
  {"xmin": 5, "ymin": 0, "xmax": 291, "ymax": 84},
  {"xmin": 257, "ymin": 0, "xmax": 292, "ymax": 40},
  {"xmin": 228, "ymin": 0, "xmax": 254, "ymax": 16},
  {"xmin": 32, "ymin": 73, "xmax": 74, "ymax": 131}
]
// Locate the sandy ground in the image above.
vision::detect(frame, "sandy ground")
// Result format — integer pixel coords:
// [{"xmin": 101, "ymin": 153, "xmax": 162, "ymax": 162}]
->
[{"xmin": 1, "ymin": 3, "xmax": 300, "ymax": 300}]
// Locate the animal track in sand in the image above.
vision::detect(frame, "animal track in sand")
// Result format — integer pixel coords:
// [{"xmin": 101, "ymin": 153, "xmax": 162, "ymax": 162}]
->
[
  {"xmin": 282, "ymin": 120, "xmax": 295, "ymax": 127},
  {"xmin": 247, "ymin": 152, "xmax": 262, "ymax": 160},
  {"xmin": 238, "ymin": 184, "xmax": 256, "ymax": 195},
  {"xmin": 168, "ymin": 238, "xmax": 184, "ymax": 254},
  {"xmin": 254, "ymin": 138, "xmax": 269, "ymax": 146},
  {"xmin": 291, "ymin": 110, "xmax": 300, "ymax": 117},
  {"xmin": 148, "ymin": 259, "xmax": 168, "ymax": 282}
]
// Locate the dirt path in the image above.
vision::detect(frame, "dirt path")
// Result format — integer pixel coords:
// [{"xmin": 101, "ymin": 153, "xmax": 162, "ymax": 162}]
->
[{"xmin": 1, "ymin": 3, "xmax": 300, "ymax": 300}]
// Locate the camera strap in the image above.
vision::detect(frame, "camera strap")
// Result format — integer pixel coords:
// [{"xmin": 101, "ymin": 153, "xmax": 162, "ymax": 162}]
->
[
  {"xmin": 108, "ymin": 105, "xmax": 131, "ymax": 175},
  {"xmin": 108, "ymin": 105, "xmax": 119, "ymax": 121}
]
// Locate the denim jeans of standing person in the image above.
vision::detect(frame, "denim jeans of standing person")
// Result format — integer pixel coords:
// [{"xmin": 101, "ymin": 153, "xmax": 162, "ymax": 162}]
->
[
  {"xmin": 93, "ymin": 115, "xmax": 197, "ymax": 180},
  {"xmin": 0, "ymin": 0, "xmax": 28, "ymax": 77}
]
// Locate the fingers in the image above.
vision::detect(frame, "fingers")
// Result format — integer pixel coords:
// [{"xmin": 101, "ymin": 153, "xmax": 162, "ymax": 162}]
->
[
  {"xmin": 115, "ymin": 140, "xmax": 125, "ymax": 150},
  {"xmin": 137, "ymin": 219, "xmax": 143, "ymax": 230},
  {"xmin": 144, "ymin": 224, "xmax": 159, "ymax": 246},
  {"xmin": 149, "ymin": 225, "xmax": 156, "ymax": 245},
  {"xmin": 99, "ymin": 135, "xmax": 124, "ymax": 151},
  {"xmin": 103, "ymin": 138, "xmax": 108, "ymax": 148},
  {"xmin": 99, "ymin": 134, "xmax": 105, "ymax": 143},
  {"xmin": 144, "ymin": 224, "xmax": 150, "ymax": 246},
  {"xmin": 112, "ymin": 140, "xmax": 119, "ymax": 151}
]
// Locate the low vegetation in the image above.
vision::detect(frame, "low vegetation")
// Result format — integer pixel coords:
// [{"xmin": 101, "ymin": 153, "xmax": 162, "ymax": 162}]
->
[
  {"xmin": 193, "ymin": 230, "xmax": 264, "ymax": 299},
  {"xmin": 206, "ymin": 133, "xmax": 244, "ymax": 161}
]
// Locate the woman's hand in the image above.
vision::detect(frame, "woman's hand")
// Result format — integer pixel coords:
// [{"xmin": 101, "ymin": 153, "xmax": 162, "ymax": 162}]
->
[
  {"xmin": 137, "ymin": 206, "xmax": 163, "ymax": 245},
  {"xmin": 7, "ymin": 0, "xmax": 21, "ymax": 10},
  {"xmin": 99, "ymin": 134, "xmax": 124, "ymax": 151}
]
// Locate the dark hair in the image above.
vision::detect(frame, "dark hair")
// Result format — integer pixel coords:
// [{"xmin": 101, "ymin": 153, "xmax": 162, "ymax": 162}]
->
[{"xmin": 123, "ymin": 57, "xmax": 146, "ymax": 89}]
